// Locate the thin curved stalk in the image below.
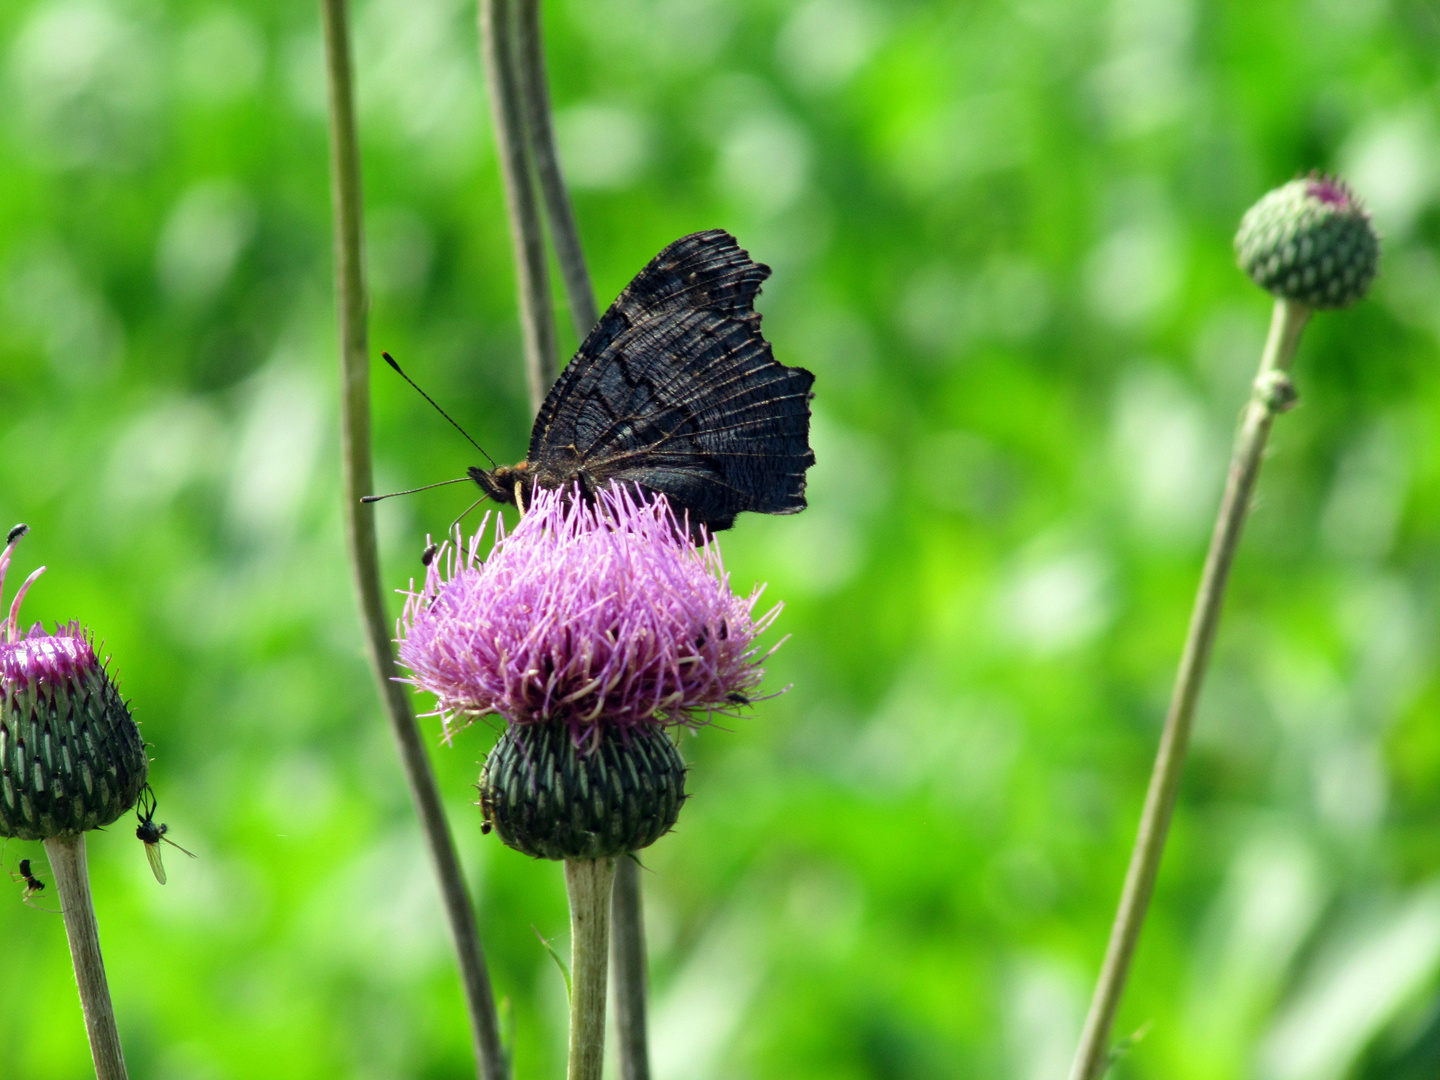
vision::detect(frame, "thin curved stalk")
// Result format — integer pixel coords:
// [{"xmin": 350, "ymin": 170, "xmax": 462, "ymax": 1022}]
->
[
  {"xmin": 45, "ymin": 834, "xmax": 127, "ymax": 1080},
  {"xmin": 516, "ymin": 0, "xmax": 598, "ymax": 339},
  {"xmin": 319, "ymin": 3, "xmax": 507, "ymax": 1077},
  {"xmin": 480, "ymin": 0, "xmax": 559, "ymax": 414},
  {"xmin": 611, "ymin": 856, "xmax": 651, "ymax": 1080},
  {"xmin": 1068, "ymin": 298, "xmax": 1312, "ymax": 1080}
]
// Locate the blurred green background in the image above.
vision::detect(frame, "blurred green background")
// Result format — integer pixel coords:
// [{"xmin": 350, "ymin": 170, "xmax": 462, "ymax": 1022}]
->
[{"xmin": 2, "ymin": 0, "xmax": 1439, "ymax": 1077}]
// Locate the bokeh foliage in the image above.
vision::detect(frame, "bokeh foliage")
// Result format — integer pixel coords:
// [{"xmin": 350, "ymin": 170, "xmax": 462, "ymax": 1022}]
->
[{"xmin": 2, "ymin": 0, "xmax": 1439, "ymax": 1078}]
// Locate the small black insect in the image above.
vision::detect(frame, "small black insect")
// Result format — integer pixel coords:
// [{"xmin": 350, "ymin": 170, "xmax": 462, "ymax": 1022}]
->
[
  {"xmin": 421, "ymin": 542, "xmax": 440, "ymax": 567},
  {"xmin": 369, "ymin": 231, "xmax": 815, "ymax": 533},
  {"xmin": 135, "ymin": 786, "xmax": 196, "ymax": 885},
  {"xmin": 16, "ymin": 858, "xmax": 44, "ymax": 903},
  {"xmin": 6, "ymin": 523, "xmax": 28, "ymax": 546}
]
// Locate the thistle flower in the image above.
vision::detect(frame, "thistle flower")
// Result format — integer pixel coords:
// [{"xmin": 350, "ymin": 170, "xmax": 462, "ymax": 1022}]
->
[
  {"xmin": 400, "ymin": 484, "xmax": 778, "ymax": 738},
  {"xmin": 399, "ymin": 484, "xmax": 781, "ymax": 860},
  {"xmin": 1235, "ymin": 174, "xmax": 1380, "ymax": 309},
  {"xmin": 0, "ymin": 529, "xmax": 148, "ymax": 841}
]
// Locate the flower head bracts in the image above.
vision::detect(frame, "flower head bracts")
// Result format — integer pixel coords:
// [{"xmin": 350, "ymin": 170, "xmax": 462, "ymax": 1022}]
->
[
  {"xmin": 399, "ymin": 484, "xmax": 781, "ymax": 742},
  {"xmin": 1235, "ymin": 173, "xmax": 1379, "ymax": 309},
  {"xmin": 0, "ymin": 528, "xmax": 148, "ymax": 840}
]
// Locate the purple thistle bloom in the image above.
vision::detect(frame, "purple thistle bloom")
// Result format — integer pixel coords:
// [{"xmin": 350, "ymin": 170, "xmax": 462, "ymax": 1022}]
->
[
  {"xmin": 0, "ymin": 533, "xmax": 97, "ymax": 687},
  {"xmin": 1, "ymin": 620, "xmax": 98, "ymax": 685},
  {"xmin": 1306, "ymin": 174, "xmax": 1354, "ymax": 208},
  {"xmin": 399, "ymin": 484, "xmax": 781, "ymax": 743},
  {"xmin": 0, "ymin": 537, "xmax": 97, "ymax": 686}
]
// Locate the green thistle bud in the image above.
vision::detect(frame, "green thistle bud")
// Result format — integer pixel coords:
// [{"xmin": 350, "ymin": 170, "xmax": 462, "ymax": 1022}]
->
[
  {"xmin": 0, "ymin": 532, "xmax": 147, "ymax": 840},
  {"xmin": 479, "ymin": 722, "xmax": 686, "ymax": 861},
  {"xmin": 1235, "ymin": 174, "xmax": 1380, "ymax": 309}
]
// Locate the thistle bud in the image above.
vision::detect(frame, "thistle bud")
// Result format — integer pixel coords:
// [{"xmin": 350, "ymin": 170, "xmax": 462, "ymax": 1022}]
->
[
  {"xmin": 0, "ymin": 532, "xmax": 147, "ymax": 840},
  {"xmin": 1235, "ymin": 174, "xmax": 1379, "ymax": 309},
  {"xmin": 400, "ymin": 484, "xmax": 780, "ymax": 860},
  {"xmin": 479, "ymin": 721, "xmax": 685, "ymax": 860}
]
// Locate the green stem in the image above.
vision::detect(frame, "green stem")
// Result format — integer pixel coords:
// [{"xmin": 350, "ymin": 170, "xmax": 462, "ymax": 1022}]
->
[
  {"xmin": 515, "ymin": 0, "xmax": 598, "ymax": 339},
  {"xmin": 45, "ymin": 833, "xmax": 127, "ymax": 1080},
  {"xmin": 508, "ymin": 6, "xmax": 657, "ymax": 1072},
  {"xmin": 479, "ymin": 0, "xmax": 559, "ymax": 414},
  {"xmin": 566, "ymin": 857, "xmax": 617, "ymax": 1080},
  {"xmin": 319, "ymin": 3, "xmax": 507, "ymax": 1077},
  {"xmin": 1068, "ymin": 298, "xmax": 1311, "ymax": 1080},
  {"xmin": 611, "ymin": 856, "xmax": 651, "ymax": 1080}
]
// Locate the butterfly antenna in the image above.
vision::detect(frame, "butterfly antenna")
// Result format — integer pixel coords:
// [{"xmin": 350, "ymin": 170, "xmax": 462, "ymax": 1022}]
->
[
  {"xmin": 447, "ymin": 496, "xmax": 487, "ymax": 538},
  {"xmin": 361, "ymin": 476, "xmax": 473, "ymax": 504},
  {"xmin": 381, "ymin": 351, "xmax": 497, "ymax": 467}
]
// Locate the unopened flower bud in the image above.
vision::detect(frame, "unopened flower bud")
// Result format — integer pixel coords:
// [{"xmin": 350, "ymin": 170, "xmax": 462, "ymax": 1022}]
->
[
  {"xmin": 0, "ymin": 532, "xmax": 147, "ymax": 840},
  {"xmin": 1235, "ymin": 174, "xmax": 1379, "ymax": 309},
  {"xmin": 479, "ymin": 721, "xmax": 686, "ymax": 860}
]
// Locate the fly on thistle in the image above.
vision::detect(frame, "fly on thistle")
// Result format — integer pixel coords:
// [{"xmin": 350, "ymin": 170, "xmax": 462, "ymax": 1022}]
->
[{"xmin": 134, "ymin": 785, "xmax": 195, "ymax": 886}]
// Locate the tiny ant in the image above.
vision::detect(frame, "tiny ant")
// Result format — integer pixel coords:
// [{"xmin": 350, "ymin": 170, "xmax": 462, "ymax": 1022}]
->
[{"xmin": 136, "ymin": 785, "xmax": 196, "ymax": 885}]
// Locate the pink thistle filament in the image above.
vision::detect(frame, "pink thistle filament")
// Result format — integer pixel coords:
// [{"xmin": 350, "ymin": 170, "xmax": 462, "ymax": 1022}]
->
[{"xmin": 398, "ymin": 485, "xmax": 781, "ymax": 742}]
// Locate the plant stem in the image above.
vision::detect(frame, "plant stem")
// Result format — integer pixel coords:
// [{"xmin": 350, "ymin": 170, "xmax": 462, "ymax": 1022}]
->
[
  {"xmin": 479, "ymin": 0, "xmax": 559, "ymax": 414},
  {"xmin": 319, "ymin": 3, "xmax": 507, "ymax": 1077},
  {"xmin": 1068, "ymin": 298, "xmax": 1311, "ymax": 1080},
  {"xmin": 515, "ymin": 0, "xmax": 598, "ymax": 339},
  {"xmin": 611, "ymin": 856, "xmax": 651, "ymax": 1080},
  {"xmin": 45, "ymin": 833, "xmax": 127, "ymax": 1080},
  {"xmin": 508, "ymin": 12, "xmax": 659, "ymax": 1071},
  {"xmin": 508, "ymin": 8, "xmax": 656, "ymax": 1071},
  {"xmin": 566, "ymin": 857, "xmax": 617, "ymax": 1080}
]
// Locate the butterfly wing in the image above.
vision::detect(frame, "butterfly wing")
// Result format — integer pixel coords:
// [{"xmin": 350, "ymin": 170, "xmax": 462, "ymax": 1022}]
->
[{"xmin": 527, "ymin": 230, "xmax": 814, "ymax": 531}]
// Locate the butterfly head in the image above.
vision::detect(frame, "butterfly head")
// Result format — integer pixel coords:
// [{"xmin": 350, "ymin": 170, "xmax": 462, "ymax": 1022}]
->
[{"xmin": 468, "ymin": 462, "xmax": 534, "ymax": 507}]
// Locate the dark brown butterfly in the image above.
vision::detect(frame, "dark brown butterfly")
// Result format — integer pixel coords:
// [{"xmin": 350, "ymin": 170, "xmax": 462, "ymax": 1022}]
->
[{"xmin": 380, "ymin": 231, "xmax": 815, "ymax": 533}]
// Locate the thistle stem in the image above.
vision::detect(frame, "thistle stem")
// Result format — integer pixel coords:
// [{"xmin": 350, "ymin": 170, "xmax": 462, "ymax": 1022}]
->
[
  {"xmin": 479, "ymin": 0, "xmax": 559, "ymax": 414},
  {"xmin": 1068, "ymin": 298, "xmax": 1311, "ymax": 1080},
  {"xmin": 507, "ymin": 8, "xmax": 656, "ymax": 1074},
  {"xmin": 515, "ymin": 0, "xmax": 598, "ymax": 339},
  {"xmin": 566, "ymin": 857, "xmax": 617, "ymax": 1080},
  {"xmin": 44, "ymin": 833, "xmax": 127, "ymax": 1080},
  {"xmin": 319, "ymin": 2, "xmax": 507, "ymax": 1077},
  {"xmin": 611, "ymin": 856, "xmax": 651, "ymax": 1080}
]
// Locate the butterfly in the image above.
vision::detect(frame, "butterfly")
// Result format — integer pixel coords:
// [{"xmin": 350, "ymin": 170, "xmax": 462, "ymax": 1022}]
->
[{"xmin": 467, "ymin": 230, "xmax": 815, "ymax": 532}]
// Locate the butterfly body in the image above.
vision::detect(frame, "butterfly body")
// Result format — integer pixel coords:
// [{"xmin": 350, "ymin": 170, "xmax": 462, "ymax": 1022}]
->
[{"xmin": 469, "ymin": 229, "xmax": 815, "ymax": 532}]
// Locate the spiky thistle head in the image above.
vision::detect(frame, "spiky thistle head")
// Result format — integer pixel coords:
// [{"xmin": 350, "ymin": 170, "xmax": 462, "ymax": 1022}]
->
[
  {"xmin": 1235, "ymin": 173, "xmax": 1380, "ymax": 309},
  {"xmin": 399, "ymin": 484, "xmax": 778, "ymax": 740},
  {"xmin": 0, "ymin": 528, "xmax": 148, "ymax": 840},
  {"xmin": 398, "ymin": 485, "xmax": 783, "ymax": 859}
]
